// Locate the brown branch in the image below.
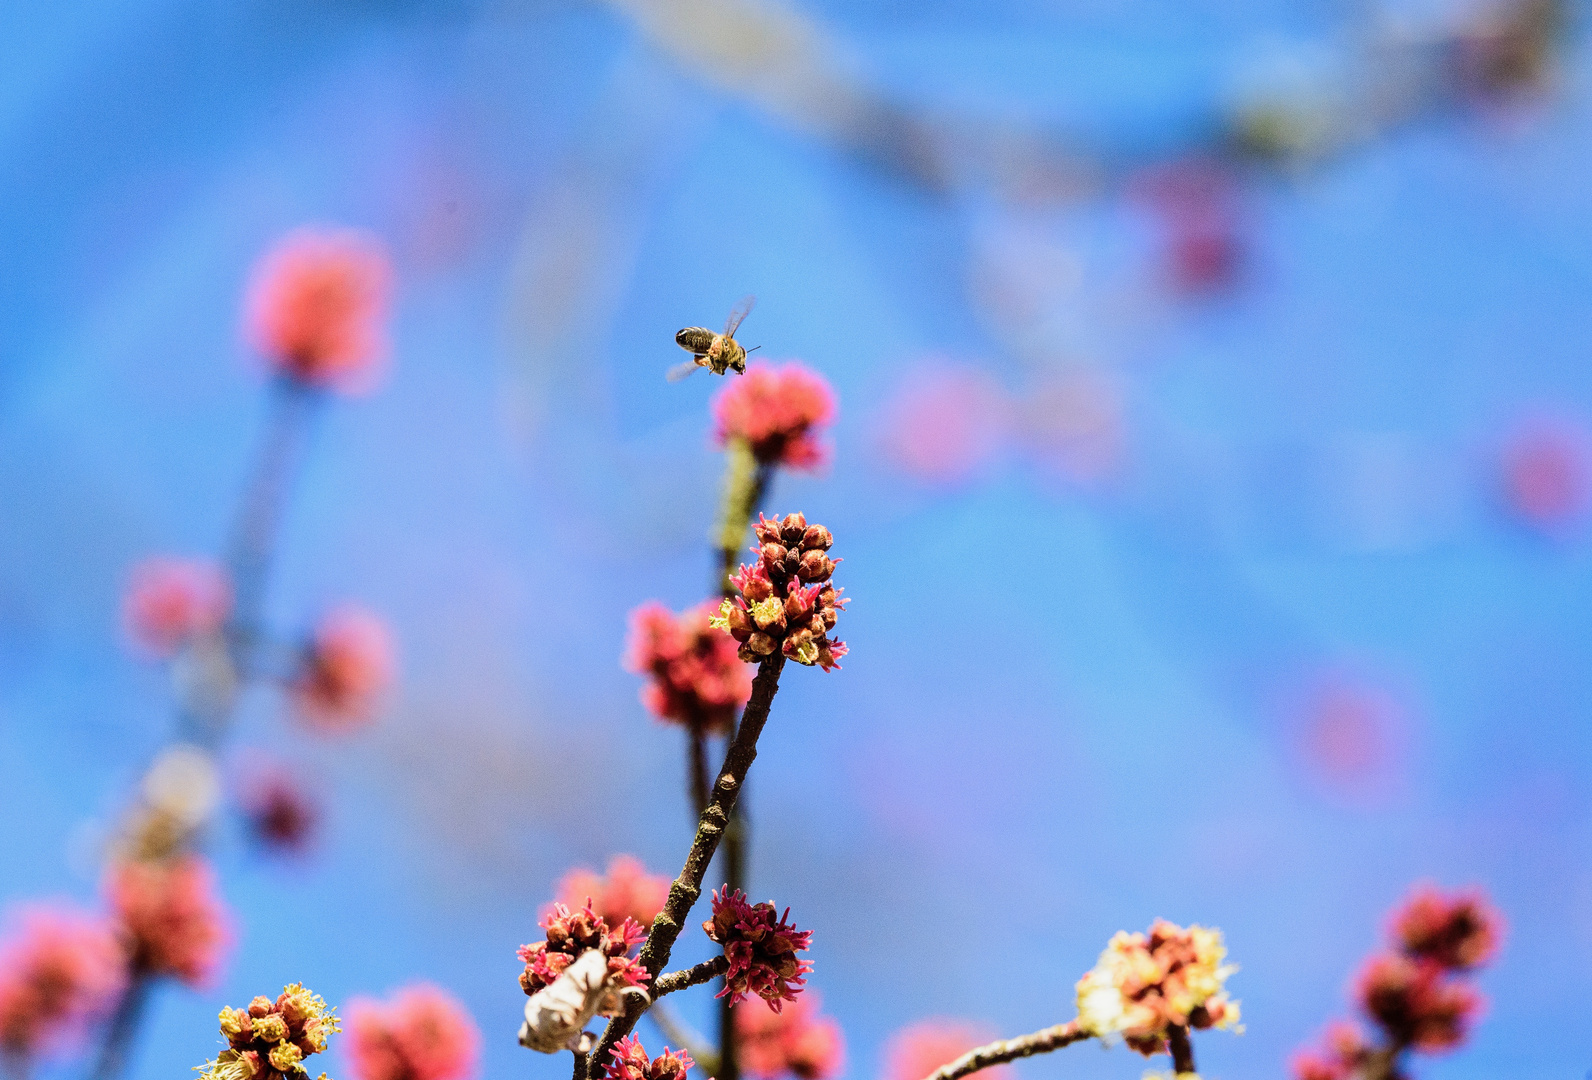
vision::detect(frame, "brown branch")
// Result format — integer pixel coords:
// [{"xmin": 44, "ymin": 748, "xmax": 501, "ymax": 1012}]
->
[
  {"xmin": 652, "ymin": 956, "xmax": 729, "ymax": 999},
  {"xmin": 586, "ymin": 653, "xmax": 788, "ymax": 1077},
  {"xmin": 1167, "ymin": 1025, "xmax": 1195, "ymax": 1076},
  {"xmin": 920, "ymin": 1021, "xmax": 1089, "ymax": 1080},
  {"xmin": 689, "ymin": 730, "xmax": 709, "ymax": 814}
]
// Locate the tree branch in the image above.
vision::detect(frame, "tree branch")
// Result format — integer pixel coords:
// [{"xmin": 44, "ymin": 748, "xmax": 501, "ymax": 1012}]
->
[
  {"xmin": 920, "ymin": 1021, "xmax": 1089, "ymax": 1080},
  {"xmin": 653, "ymin": 956, "xmax": 730, "ymax": 999},
  {"xmin": 1167, "ymin": 1025, "xmax": 1195, "ymax": 1076},
  {"xmin": 586, "ymin": 653, "xmax": 788, "ymax": 1077}
]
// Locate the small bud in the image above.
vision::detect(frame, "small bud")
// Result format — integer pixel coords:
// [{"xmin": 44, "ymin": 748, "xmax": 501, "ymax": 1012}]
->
[
  {"xmin": 780, "ymin": 513, "xmax": 807, "ymax": 543},
  {"xmin": 748, "ymin": 633, "xmax": 776, "ymax": 656},
  {"xmin": 268, "ymin": 1042, "xmax": 303, "ymax": 1072},
  {"xmin": 797, "ymin": 551, "xmax": 833, "ymax": 583},
  {"xmin": 801, "ymin": 524, "xmax": 832, "ymax": 550},
  {"xmin": 249, "ymin": 997, "xmax": 274, "ymax": 1019},
  {"xmin": 253, "ymin": 1013, "xmax": 289, "ymax": 1043}
]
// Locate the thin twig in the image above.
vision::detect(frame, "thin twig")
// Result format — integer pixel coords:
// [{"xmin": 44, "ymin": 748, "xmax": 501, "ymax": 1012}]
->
[
  {"xmin": 572, "ymin": 1047, "xmax": 589, "ymax": 1080},
  {"xmin": 1167, "ymin": 1025, "xmax": 1195, "ymax": 1076},
  {"xmin": 646, "ymin": 1001, "xmax": 719, "ymax": 1075},
  {"xmin": 653, "ymin": 956, "xmax": 730, "ymax": 999},
  {"xmin": 920, "ymin": 1021, "xmax": 1089, "ymax": 1080},
  {"xmin": 89, "ymin": 971, "xmax": 151, "ymax": 1080},
  {"xmin": 586, "ymin": 653, "xmax": 788, "ymax": 1078},
  {"xmin": 689, "ymin": 730, "xmax": 709, "ymax": 814}
]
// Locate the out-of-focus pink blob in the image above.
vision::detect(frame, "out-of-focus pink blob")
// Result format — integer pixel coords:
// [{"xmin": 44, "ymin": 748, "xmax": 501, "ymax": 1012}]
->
[
  {"xmin": 1498, "ymin": 416, "xmax": 1591, "ymax": 533},
  {"xmin": 1015, "ymin": 371, "xmax": 1124, "ymax": 486},
  {"xmin": 104, "ymin": 856, "xmax": 231, "ymax": 988},
  {"xmin": 875, "ymin": 365, "xmax": 1011, "ymax": 487},
  {"xmin": 1130, "ymin": 157, "xmax": 1245, "ymax": 294},
  {"xmin": 551, "ymin": 855, "xmax": 670, "ymax": 932},
  {"xmin": 345, "ymin": 983, "xmax": 481, "ymax": 1080},
  {"xmin": 292, "ymin": 606, "xmax": 396, "ymax": 733},
  {"xmin": 882, "ymin": 1020, "xmax": 1009, "ymax": 1080},
  {"xmin": 1293, "ymin": 677, "xmax": 1407, "ymax": 802},
  {"xmin": 736, "ymin": 993, "xmax": 845, "ymax": 1080},
  {"xmin": 245, "ymin": 227, "xmax": 392, "ymax": 393},
  {"xmin": 121, "ymin": 557, "xmax": 231, "ymax": 658},
  {"xmin": 236, "ymin": 756, "xmax": 321, "ymax": 855},
  {"xmin": 0, "ymin": 906, "xmax": 127, "ymax": 1059}
]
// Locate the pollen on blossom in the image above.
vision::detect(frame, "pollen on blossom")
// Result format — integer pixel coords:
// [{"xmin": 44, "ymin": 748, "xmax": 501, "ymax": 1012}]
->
[
  {"xmin": 605, "ymin": 1035, "xmax": 693, "ymax": 1080},
  {"xmin": 712, "ymin": 362, "xmax": 836, "ymax": 471},
  {"xmin": 1073, "ymin": 920, "xmax": 1240, "ymax": 1057},
  {"xmin": 702, "ymin": 888, "xmax": 812, "ymax": 1010},
  {"xmin": 0, "ymin": 906, "xmax": 127, "ymax": 1059},
  {"xmin": 1388, "ymin": 885, "xmax": 1502, "ymax": 972},
  {"xmin": 105, "ymin": 856, "xmax": 231, "ymax": 988},
  {"xmin": 121, "ymin": 557, "xmax": 231, "ymax": 658},
  {"xmin": 345, "ymin": 983, "xmax": 481, "ymax": 1080},
  {"xmin": 1353, "ymin": 953, "xmax": 1481, "ymax": 1052},
  {"xmin": 197, "ymin": 983, "xmax": 340, "ymax": 1080},
  {"xmin": 292, "ymin": 606, "xmax": 395, "ymax": 732},
  {"xmin": 245, "ymin": 228, "xmax": 392, "ymax": 392},
  {"xmin": 517, "ymin": 902, "xmax": 647, "ymax": 1012},
  {"xmin": 625, "ymin": 602, "xmax": 752, "ymax": 735},
  {"xmin": 881, "ymin": 1020, "xmax": 1009, "ymax": 1080},
  {"xmin": 237, "ymin": 755, "xmax": 321, "ymax": 854},
  {"xmin": 735, "ymin": 993, "xmax": 844, "ymax": 1080},
  {"xmin": 552, "ymin": 856, "xmax": 670, "ymax": 933},
  {"xmin": 709, "ymin": 513, "xmax": 848, "ymax": 671}
]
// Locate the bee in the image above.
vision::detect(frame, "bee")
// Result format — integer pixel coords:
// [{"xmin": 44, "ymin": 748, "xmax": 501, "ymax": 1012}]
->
[{"xmin": 667, "ymin": 295, "xmax": 759, "ymax": 381}]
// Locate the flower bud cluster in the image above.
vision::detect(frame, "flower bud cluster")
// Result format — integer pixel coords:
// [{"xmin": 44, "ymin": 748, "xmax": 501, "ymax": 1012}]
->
[
  {"xmin": 105, "ymin": 855, "xmax": 230, "ymax": 988},
  {"xmin": 703, "ymin": 889, "xmax": 812, "ymax": 1010},
  {"xmin": 0, "ymin": 907, "xmax": 126, "ymax": 1059},
  {"xmin": 517, "ymin": 902, "xmax": 647, "ymax": 1008},
  {"xmin": 1073, "ymin": 920, "xmax": 1240, "ymax": 1057},
  {"xmin": 625, "ymin": 603, "xmax": 751, "ymax": 735},
  {"xmin": 552, "ymin": 857, "xmax": 670, "ymax": 935},
  {"xmin": 881, "ymin": 1021, "xmax": 1008, "ymax": 1080},
  {"xmin": 121, "ymin": 557, "xmax": 231, "ymax": 658},
  {"xmin": 198, "ymin": 984, "xmax": 339, "ymax": 1080},
  {"xmin": 605, "ymin": 1036, "xmax": 693, "ymax": 1080},
  {"xmin": 1290, "ymin": 884, "xmax": 1502, "ymax": 1080},
  {"xmin": 712, "ymin": 362, "xmax": 836, "ymax": 472},
  {"xmin": 346, "ymin": 983, "xmax": 481, "ymax": 1080},
  {"xmin": 710, "ymin": 514, "xmax": 848, "ymax": 671},
  {"xmin": 292, "ymin": 606, "xmax": 394, "ymax": 732},
  {"xmin": 736, "ymin": 994, "xmax": 845, "ymax": 1080}
]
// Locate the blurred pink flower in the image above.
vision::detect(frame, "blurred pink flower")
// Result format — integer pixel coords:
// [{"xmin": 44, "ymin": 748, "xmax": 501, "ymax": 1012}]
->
[
  {"xmin": 1354, "ymin": 953, "xmax": 1482, "ymax": 1052},
  {"xmin": 121, "ymin": 557, "xmax": 231, "ymax": 658},
  {"xmin": 702, "ymin": 889, "xmax": 812, "ymax": 1010},
  {"xmin": 1297, "ymin": 679, "xmax": 1404, "ymax": 797},
  {"xmin": 0, "ymin": 906, "xmax": 126, "ymax": 1059},
  {"xmin": 1015, "ymin": 372, "xmax": 1123, "ymax": 486},
  {"xmin": 105, "ymin": 856, "xmax": 230, "ymax": 987},
  {"xmin": 1389, "ymin": 885, "xmax": 1502, "ymax": 972},
  {"xmin": 293, "ymin": 606, "xmax": 395, "ymax": 732},
  {"xmin": 237, "ymin": 759, "xmax": 321, "ymax": 855},
  {"xmin": 245, "ymin": 228, "xmax": 392, "ymax": 392},
  {"xmin": 713, "ymin": 362, "xmax": 836, "ymax": 471},
  {"xmin": 605, "ymin": 1036, "xmax": 693, "ymax": 1080},
  {"xmin": 1289, "ymin": 1021, "xmax": 1368, "ymax": 1080},
  {"xmin": 625, "ymin": 602, "xmax": 751, "ymax": 735},
  {"xmin": 875, "ymin": 366, "xmax": 1009, "ymax": 487},
  {"xmin": 1131, "ymin": 157, "xmax": 1245, "ymax": 294},
  {"xmin": 735, "ymin": 992, "xmax": 844, "ymax": 1080},
  {"xmin": 345, "ymin": 983, "xmax": 481, "ymax": 1080},
  {"xmin": 882, "ymin": 1021, "xmax": 1008, "ymax": 1080},
  {"xmin": 1499, "ymin": 416, "xmax": 1591, "ymax": 532},
  {"xmin": 552, "ymin": 856, "xmax": 670, "ymax": 934}
]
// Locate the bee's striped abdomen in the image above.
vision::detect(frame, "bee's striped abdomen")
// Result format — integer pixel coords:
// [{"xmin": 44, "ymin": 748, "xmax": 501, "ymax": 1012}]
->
[{"xmin": 676, "ymin": 327, "xmax": 716, "ymax": 354}]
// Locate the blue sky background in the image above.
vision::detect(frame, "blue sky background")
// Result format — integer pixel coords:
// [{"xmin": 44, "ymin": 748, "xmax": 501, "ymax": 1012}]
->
[{"xmin": 3, "ymin": 2, "xmax": 1591, "ymax": 1079}]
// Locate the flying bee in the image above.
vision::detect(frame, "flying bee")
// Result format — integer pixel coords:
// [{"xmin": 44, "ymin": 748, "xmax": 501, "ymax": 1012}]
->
[{"xmin": 667, "ymin": 295, "xmax": 759, "ymax": 381}]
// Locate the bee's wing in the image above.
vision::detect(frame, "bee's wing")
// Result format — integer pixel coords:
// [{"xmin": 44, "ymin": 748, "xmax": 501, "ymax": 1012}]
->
[
  {"xmin": 666, "ymin": 359, "xmax": 702, "ymax": 382},
  {"xmin": 722, "ymin": 294, "xmax": 756, "ymax": 338}
]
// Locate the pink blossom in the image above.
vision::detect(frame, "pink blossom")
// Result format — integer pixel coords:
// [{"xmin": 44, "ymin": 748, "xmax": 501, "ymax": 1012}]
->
[
  {"xmin": 1499, "ymin": 417, "xmax": 1590, "ymax": 532},
  {"xmin": 105, "ymin": 856, "xmax": 230, "ymax": 987},
  {"xmin": 711, "ymin": 514, "xmax": 848, "ymax": 671},
  {"xmin": 625, "ymin": 602, "xmax": 752, "ymax": 735},
  {"xmin": 875, "ymin": 367, "xmax": 1009, "ymax": 487},
  {"xmin": 1389, "ymin": 885, "xmax": 1502, "ymax": 972},
  {"xmin": 552, "ymin": 857, "xmax": 670, "ymax": 934},
  {"xmin": 701, "ymin": 888, "xmax": 812, "ymax": 1010},
  {"xmin": 882, "ymin": 1021, "xmax": 1009, "ymax": 1080},
  {"xmin": 713, "ymin": 363, "xmax": 836, "ymax": 471},
  {"xmin": 735, "ymin": 993, "xmax": 844, "ymax": 1080},
  {"xmin": 517, "ymin": 903, "xmax": 647, "ymax": 1003},
  {"xmin": 0, "ymin": 906, "xmax": 126, "ymax": 1058},
  {"xmin": 293, "ymin": 606, "xmax": 395, "ymax": 732},
  {"xmin": 121, "ymin": 557, "xmax": 231, "ymax": 658},
  {"xmin": 1289, "ymin": 1022, "xmax": 1368, "ymax": 1080},
  {"xmin": 201, "ymin": 984, "xmax": 338, "ymax": 1080},
  {"xmin": 345, "ymin": 983, "xmax": 481, "ymax": 1080},
  {"xmin": 1354, "ymin": 953, "xmax": 1482, "ymax": 1052},
  {"xmin": 237, "ymin": 758, "xmax": 321, "ymax": 854},
  {"xmin": 245, "ymin": 228, "xmax": 392, "ymax": 392},
  {"xmin": 1131, "ymin": 157, "xmax": 1244, "ymax": 294},
  {"xmin": 605, "ymin": 1036, "xmax": 692, "ymax": 1080}
]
